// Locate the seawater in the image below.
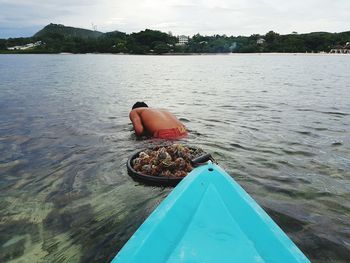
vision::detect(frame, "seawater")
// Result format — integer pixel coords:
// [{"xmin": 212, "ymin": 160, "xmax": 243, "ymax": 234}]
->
[{"xmin": 0, "ymin": 54, "xmax": 349, "ymax": 262}]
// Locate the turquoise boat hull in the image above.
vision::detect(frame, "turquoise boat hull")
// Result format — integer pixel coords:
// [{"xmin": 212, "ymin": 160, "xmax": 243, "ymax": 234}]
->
[{"xmin": 112, "ymin": 162, "xmax": 310, "ymax": 263}]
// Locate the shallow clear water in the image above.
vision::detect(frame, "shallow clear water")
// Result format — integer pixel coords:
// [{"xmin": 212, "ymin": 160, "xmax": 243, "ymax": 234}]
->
[{"xmin": 0, "ymin": 54, "xmax": 350, "ymax": 262}]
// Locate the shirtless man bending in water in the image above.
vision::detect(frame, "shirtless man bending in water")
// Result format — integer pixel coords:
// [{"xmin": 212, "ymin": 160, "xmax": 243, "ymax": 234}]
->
[{"xmin": 129, "ymin": 102, "xmax": 187, "ymax": 139}]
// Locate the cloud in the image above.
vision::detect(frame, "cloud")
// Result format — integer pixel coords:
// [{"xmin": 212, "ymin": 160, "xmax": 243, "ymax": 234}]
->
[
  {"xmin": 0, "ymin": 2, "xmax": 75, "ymax": 27},
  {"xmin": 0, "ymin": 0, "xmax": 349, "ymax": 38}
]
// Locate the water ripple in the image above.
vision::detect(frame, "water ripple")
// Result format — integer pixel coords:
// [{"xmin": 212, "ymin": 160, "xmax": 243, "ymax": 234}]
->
[{"xmin": 1, "ymin": 54, "xmax": 350, "ymax": 262}]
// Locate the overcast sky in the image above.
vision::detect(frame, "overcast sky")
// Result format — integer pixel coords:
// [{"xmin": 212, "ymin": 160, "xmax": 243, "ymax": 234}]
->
[{"xmin": 1, "ymin": 0, "xmax": 349, "ymax": 38}]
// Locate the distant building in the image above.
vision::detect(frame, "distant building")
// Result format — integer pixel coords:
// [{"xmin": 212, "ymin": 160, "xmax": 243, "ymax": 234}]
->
[
  {"xmin": 177, "ymin": 35, "xmax": 189, "ymax": 46},
  {"xmin": 256, "ymin": 38, "xmax": 265, "ymax": 45},
  {"xmin": 7, "ymin": 41, "xmax": 42, "ymax": 51},
  {"xmin": 329, "ymin": 43, "xmax": 350, "ymax": 54}
]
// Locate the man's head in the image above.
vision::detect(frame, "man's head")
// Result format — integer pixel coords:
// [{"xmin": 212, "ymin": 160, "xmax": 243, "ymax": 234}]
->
[{"xmin": 132, "ymin": 102, "xmax": 148, "ymax": 110}]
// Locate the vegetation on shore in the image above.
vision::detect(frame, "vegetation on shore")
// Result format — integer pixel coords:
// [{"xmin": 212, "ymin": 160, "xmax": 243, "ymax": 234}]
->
[{"xmin": 1, "ymin": 23, "xmax": 349, "ymax": 54}]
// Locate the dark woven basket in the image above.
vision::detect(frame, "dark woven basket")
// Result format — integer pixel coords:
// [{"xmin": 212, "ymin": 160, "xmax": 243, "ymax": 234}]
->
[{"xmin": 127, "ymin": 147, "xmax": 212, "ymax": 187}]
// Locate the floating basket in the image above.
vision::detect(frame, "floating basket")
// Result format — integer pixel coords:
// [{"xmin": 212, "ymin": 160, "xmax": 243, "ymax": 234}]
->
[{"xmin": 127, "ymin": 147, "xmax": 214, "ymax": 187}]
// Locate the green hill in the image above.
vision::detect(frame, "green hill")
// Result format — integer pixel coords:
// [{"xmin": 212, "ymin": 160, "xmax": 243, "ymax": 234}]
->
[
  {"xmin": 34, "ymin": 23, "xmax": 103, "ymax": 39},
  {"xmin": 1, "ymin": 23, "xmax": 349, "ymax": 54}
]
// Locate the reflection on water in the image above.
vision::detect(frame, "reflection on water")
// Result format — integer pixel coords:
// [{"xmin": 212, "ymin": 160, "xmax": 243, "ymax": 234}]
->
[{"xmin": 1, "ymin": 54, "xmax": 350, "ymax": 262}]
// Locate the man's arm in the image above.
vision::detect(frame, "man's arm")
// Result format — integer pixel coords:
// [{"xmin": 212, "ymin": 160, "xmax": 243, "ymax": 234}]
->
[{"xmin": 129, "ymin": 110, "xmax": 144, "ymax": 136}]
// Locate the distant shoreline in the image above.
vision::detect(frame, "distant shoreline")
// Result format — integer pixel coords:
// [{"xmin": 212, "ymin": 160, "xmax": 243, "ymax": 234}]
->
[
  {"xmin": 0, "ymin": 52, "xmax": 348, "ymax": 56},
  {"xmin": 2, "ymin": 24, "xmax": 349, "ymax": 55}
]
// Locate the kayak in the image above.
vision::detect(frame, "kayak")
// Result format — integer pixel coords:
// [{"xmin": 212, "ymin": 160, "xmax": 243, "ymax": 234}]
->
[{"xmin": 112, "ymin": 162, "xmax": 310, "ymax": 263}]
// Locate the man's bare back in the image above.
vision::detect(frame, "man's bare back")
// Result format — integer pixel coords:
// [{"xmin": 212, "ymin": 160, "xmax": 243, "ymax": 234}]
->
[{"xmin": 129, "ymin": 102, "xmax": 187, "ymax": 139}]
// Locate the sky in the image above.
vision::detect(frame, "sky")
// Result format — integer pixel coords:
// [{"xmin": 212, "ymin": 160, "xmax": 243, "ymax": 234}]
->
[{"xmin": 1, "ymin": 0, "xmax": 349, "ymax": 38}]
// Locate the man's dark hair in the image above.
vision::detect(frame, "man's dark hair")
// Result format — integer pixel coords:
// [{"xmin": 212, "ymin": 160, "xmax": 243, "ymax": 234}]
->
[{"xmin": 132, "ymin": 102, "xmax": 148, "ymax": 109}]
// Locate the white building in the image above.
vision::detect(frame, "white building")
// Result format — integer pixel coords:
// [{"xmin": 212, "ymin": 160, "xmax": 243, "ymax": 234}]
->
[
  {"xmin": 329, "ymin": 44, "xmax": 350, "ymax": 54},
  {"xmin": 257, "ymin": 38, "xmax": 265, "ymax": 45},
  {"xmin": 7, "ymin": 41, "xmax": 42, "ymax": 50},
  {"xmin": 177, "ymin": 35, "xmax": 189, "ymax": 46}
]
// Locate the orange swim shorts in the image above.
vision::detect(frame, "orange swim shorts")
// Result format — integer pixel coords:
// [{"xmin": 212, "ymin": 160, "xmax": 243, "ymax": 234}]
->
[{"xmin": 154, "ymin": 126, "xmax": 188, "ymax": 139}]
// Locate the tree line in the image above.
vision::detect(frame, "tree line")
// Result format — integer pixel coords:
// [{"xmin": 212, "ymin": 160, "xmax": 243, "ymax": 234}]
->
[{"xmin": 1, "ymin": 25, "xmax": 349, "ymax": 54}]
